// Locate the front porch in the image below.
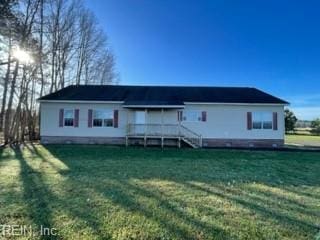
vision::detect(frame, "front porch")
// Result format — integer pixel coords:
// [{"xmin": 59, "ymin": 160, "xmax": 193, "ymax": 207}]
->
[
  {"xmin": 123, "ymin": 103, "xmax": 202, "ymax": 148},
  {"xmin": 125, "ymin": 123, "xmax": 202, "ymax": 148}
]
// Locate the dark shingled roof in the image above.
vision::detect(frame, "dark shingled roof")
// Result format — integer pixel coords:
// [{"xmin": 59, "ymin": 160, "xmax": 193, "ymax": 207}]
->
[{"xmin": 38, "ymin": 85, "xmax": 288, "ymax": 104}]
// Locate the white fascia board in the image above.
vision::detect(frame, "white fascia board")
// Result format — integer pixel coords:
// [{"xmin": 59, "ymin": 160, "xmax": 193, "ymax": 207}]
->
[
  {"xmin": 38, "ymin": 100, "xmax": 288, "ymax": 106},
  {"xmin": 184, "ymin": 102, "xmax": 288, "ymax": 106},
  {"xmin": 38, "ymin": 100, "xmax": 124, "ymax": 104}
]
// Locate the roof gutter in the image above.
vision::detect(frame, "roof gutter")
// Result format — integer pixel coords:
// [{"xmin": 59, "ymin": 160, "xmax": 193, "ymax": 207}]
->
[
  {"xmin": 38, "ymin": 99, "xmax": 288, "ymax": 106},
  {"xmin": 183, "ymin": 102, "xmax": 289, "ymax": 106},
  {"xmin": 38, "ymin": 100, "xmax": 124, "ymax": 104}
]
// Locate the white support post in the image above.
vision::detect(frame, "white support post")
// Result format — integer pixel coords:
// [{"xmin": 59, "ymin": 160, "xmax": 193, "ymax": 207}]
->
[
  {"xmin": 161, "ymin": 108, "xmax": 164, "ymax": 137},
  {"xmin": 144, "ymin": 108, "xmax": 147, "ymax": 147},
  {"xmin": 178, "ymin": 110, "xmax": 181, "ymax": 137},
  {"xmin": 126, "ymin": 110, "xmax": 129, "ymax": 134},
  {"xmin": 125, "ymin": 109, "xmax": 129, "ymax": 146},
  {"xmin": 145, "ymin": 108, "xmax": 147, "ymax": 136}
]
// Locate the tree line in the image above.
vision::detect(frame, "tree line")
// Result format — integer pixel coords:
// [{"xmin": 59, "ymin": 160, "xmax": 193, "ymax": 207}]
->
[
  {"xmin": 285, "ymin": 109, "xmax": 320, "ymax": 135},
  {"xmin": 0, "ymin": 0, "xmax": 118, "ymax": 144}
]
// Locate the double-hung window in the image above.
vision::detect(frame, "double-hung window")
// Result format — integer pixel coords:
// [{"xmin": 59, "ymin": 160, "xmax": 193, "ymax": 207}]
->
[
  {"xmin": 64, "ymin": 109, "xmax": 74, "ymax": 126},
  {"xmin": 93, "ymin": 110, "xmax": 113, "ymax": 127},
  {"xmin": 252, "ymin": 112, "xmax": 272, "ymax": 129},
  {"xmin": 182, "ymin": 111, "xmax": 202, "ymax": 122}
]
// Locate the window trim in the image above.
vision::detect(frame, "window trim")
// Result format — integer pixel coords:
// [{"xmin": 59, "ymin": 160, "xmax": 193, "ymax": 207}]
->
[
  {"xmin": 92, "ymin": 109, "xmax": 114, "ymax": 128},
  {"xmin": 63, "ymin": 109, "xmax": 75, "ymax": 127},
  {"xmin": 252, "ymin": 111, "xmax": 273, "ymax": 130}
]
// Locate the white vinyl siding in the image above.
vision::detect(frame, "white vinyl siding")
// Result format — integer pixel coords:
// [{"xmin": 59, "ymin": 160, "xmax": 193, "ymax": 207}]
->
[
  {"xmin": 40, "ymin": 102, "xmax": 284, "ymax": 140},
  {"xmin": 180, "ymin": 104, "xmax": 284, "ymax": 139}
]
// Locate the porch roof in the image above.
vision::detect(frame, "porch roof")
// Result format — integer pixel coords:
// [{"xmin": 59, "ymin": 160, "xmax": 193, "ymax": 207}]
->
[{"xmin": 122, "ymin": 100, "xmax": 185, "ymax": 109}]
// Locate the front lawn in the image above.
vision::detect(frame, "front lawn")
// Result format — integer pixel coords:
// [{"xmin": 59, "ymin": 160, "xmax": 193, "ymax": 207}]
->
[
  {"xmin": 286, "ymin": 134, "xmax": 320, "ymax": 147},
  {"xmin": 0, "ymin": 145, "xmax": 319, "ymax": 240}
]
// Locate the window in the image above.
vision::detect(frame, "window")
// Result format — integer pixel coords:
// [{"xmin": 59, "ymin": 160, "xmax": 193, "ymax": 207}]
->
[
  {"xmin": 64, "ymin": 109, "xmax": 74, "ymax": 126},
  {"xmin": 93, "ymin": 110, "xmax": 113, "ymax": 127},
  {"xmin": 252, "ymin": 112, "xmax": 272, "ymax": 129},
  {"xmin": 182, "ymin": 111, "xmax": 202, "ymax": 122}
]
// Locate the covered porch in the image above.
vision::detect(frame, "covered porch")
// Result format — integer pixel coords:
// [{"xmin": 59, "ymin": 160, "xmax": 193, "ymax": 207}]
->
[{"xmin": 123, "ymin": 102, "xmax": 202, "ymax": 148}]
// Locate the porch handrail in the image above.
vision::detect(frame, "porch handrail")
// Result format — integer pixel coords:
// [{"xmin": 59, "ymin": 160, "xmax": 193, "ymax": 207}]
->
[
  {"xmin": 180, "ymin": 125, "xmax": 202, "ymax": 147},
  {"xmin": 126, "ymin": 123, "xmax": 202, "ymax": 148},
  {"xmin": 129, "ymin": 123, "xmax": 178, "ymax": 126},
  {"xmin": 127, "ymin": 123, "xmax": 180, "ymax": 136},
  {"xmin": 180, "ymin": 125, "xmax": 201, "ymax": 138}
]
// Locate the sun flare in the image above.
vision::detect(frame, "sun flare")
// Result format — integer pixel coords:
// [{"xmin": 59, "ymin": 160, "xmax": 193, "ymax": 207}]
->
[{"xmin": 12, "ymin": 47, "xmax": 33, "ymax": 64}]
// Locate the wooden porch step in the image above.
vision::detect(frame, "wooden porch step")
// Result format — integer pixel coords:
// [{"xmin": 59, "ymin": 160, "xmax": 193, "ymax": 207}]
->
[
  {"xmin": 181, "ymin": 137, "xmax": 199, "ymax": 149},
  {"xmin": 126, "ymin": 124, "xmax": 202, "ymax": 148}
]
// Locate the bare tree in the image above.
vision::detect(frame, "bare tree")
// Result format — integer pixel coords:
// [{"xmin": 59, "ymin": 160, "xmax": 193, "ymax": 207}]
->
[{"xmin": 0, "ymin": 0, "xmax": 117, "ymax": 144}]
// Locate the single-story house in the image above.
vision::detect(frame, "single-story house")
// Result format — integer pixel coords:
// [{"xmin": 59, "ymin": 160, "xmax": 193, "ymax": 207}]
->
[{"xmin": 38, "ymin": 85, "xmax": 288, "ymax": 148}]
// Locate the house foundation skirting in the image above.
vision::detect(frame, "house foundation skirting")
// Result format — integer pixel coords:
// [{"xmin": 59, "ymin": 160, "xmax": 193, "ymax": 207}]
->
[
  {"xmin": 41, "ymin": 136, "xmax": 181, "ymax": 147},
  {"xmin": 41, "ymin": 136, "xmax": 284, "ymax": 148},
  {"xmin": 41, "ymin": 136, "xmax": 125, "ymax": 145},
  {"xmin": 202, "ymin": 138, "xmax": 284, "ymax": 148}
]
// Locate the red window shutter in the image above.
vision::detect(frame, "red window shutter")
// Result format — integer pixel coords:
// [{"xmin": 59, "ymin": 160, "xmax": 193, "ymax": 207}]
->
[
  {"xmin": 88, "ymin": 109, "xmax": 93, "ymax": 128},
  {"xmin": 74, "ymin": 109, "xmax": 79, "ymax": 127},
  {"xmin": 59, "ymin": 109, "xmax": 64, "ymax": 127},
  {"xmin": 202, "ymin": 111, "xmax": 207, "ymax": 122},
  {"xmin": 247, "ymin": 112, "xmax": 252, "ymax": 130},
  {"xmin": 273, "ymin": 112, "xmax": 278, "ymax": 130},
  {"xmin": 114, "ymin": 110, "xmax": 119, "ymax": 128}
]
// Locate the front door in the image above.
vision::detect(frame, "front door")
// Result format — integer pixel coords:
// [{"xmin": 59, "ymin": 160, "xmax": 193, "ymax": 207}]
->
[
  {"xmin": 135, "ymin": 111, "xmax": 146, "ymax": 135},
  {"xmin": 135, "ymin": 111, "xmax": 146, "ymax": 124}
]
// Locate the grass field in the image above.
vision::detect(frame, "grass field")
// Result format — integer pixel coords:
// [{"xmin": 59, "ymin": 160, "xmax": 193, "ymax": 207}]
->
[
  {"xmin": 285, "ymin": 134, "xmax": 320, "ymax": 147},
  {"xmin": 0, "ymin": 145, "xmax": 319, "ymax": 240}
]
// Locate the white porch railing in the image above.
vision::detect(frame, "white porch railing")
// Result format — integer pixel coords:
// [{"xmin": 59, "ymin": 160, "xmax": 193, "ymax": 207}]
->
[
  {"xmin": 127, "ymin": 123, "xmax": 180, "ymax": 137},
  {"xmin": 126, "ymin": 124, "xmax": 202, "ymax": 148}
]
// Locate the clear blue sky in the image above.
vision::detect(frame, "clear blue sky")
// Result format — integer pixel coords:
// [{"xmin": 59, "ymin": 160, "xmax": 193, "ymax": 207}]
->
[{"xmin": 85, "ymin": 0, "xmax": 320, "ymax": 120}]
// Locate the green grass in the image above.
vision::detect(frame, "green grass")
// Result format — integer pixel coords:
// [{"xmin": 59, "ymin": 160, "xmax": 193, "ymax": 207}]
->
[
  {"xmin": 0, "ymin": 145, "xmax": 319, "ymax": 240},
  {"xmin": 286, "ymin": 134, "xmax": 320, "ymax": 147}
]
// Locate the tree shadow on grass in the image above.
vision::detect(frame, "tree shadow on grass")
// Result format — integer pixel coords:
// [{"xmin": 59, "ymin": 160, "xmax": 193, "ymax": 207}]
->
[
  {"xmin": 94, "ymin": 178, "xmax": 231, "ymax": 239},
  {"xmin": 183, "ymin": 182, "xmax": 319, "ymax": 236},
  {"xmin": 243, "ymin": 184, "xmax": 320, "ymax": 218},
  {"xmin": 12, "ymin": 146, "xmax": 113, "ymax": 240},
  {"xmin": 26, "ymin": 144, "xmax": 68, "ymax": 172},
  {"xmin": 14, "ymin": 146, "xmax": 58, "ymax": 240},
  {"xmin": 0, "ymin": 146, "xmax": 17, "ymax": 166},
  {"xmin": 43, "ymin": 144, "xmax": 320, "ymax": 187},
  {"xmin": 29, "ymin": 144, "xmax": 320, "ymax": 239},
  {"xmin": 282, "ymin": 186, "xmax": 320, "ymax": 200}
]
